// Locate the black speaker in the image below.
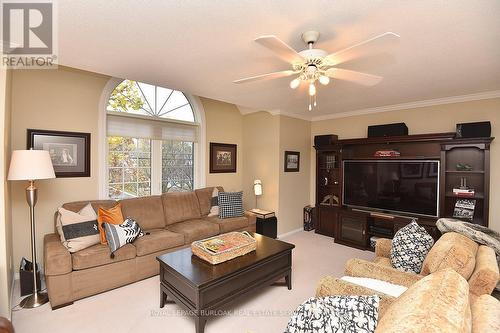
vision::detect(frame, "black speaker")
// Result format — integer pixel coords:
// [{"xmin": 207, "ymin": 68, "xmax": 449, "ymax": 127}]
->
[
  {"xmin": 456, "ymin": 121, "xmax": 491, "ymax": 138},
  {"xmin": 368, "ymin": 123, "xmax": 408, "ymax": 138},
  {"xmin": 314, "ymin": 134, "xmax": 338, "ymax": 147}
]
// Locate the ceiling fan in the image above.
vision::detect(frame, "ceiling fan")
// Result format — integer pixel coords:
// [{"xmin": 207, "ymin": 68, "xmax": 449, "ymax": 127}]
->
[{"xmin": 234, "ymin": 31, "xmax": 400, "ymax": 111}]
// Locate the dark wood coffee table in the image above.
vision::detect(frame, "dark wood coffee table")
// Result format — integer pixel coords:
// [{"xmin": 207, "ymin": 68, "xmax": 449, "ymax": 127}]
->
[{"xmin": 157, "ymin": 233, "xmax": 294, "ymax": 333}]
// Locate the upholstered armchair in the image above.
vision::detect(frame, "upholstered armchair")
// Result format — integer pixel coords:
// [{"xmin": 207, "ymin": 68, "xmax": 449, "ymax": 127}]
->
[{"xmin": 343, "ymin": 232, "xmax": 499, "ymax": 297}]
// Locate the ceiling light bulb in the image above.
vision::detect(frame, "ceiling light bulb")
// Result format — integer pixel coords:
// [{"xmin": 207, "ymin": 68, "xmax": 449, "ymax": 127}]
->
[
  {"xmin": 319, "ymin": 75, "xmax": 330, "ymax": 85},
  {"xmin": 309, "ymin": 83, "xmax": 316, "ymax": 96},
  {"xmin": 290, "ymin": 78, "xmax": 300, "ymax": 89}
]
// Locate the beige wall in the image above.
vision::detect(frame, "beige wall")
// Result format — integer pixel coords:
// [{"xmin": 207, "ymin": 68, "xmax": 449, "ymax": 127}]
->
[
  {"xmin": 8, "ymin": 68, "xmax": 250, "ymax": 270},
  {"xmin": 0, "ymin": 68, "xmax": 13, "ymax": 318},
  {"xmin": 242, "ymin": 112, "xmax": 280, "ymax": 212},
  {"xmin": 311, "ymin": 98, "xmax": 500, "ymax": 232},
  {"xmin": 278, "ymin": 116, "xmax": 311, "ymax": 234},
  {"xmin": 10, "ymin": 67, "xmax": 109, "ymax": 272},
  {"xmin": 201, "ymin": 97, "xmax": 244, "ymax": 192}
]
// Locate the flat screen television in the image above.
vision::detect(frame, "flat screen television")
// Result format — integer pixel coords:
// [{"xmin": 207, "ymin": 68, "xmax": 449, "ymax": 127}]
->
[{"xmin": 342, "ymin": 160, "xmax": 440, "ymax": 217}]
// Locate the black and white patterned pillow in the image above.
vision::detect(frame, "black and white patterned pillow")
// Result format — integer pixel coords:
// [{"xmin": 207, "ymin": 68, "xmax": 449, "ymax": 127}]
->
[
  {"xmin": 103, "ymin": 217, "xmax": 144, "ymax": 256},
  {"xmin": 218, "ymin": 191, "xmax": 244, "ymax": 219},
  {"xmin": 284, "ymin": 295, "xmax": 379, "ymax": 333},
  {"xmin": 390, "ymin": 220, "xmax": 434, "ymax": 273}
]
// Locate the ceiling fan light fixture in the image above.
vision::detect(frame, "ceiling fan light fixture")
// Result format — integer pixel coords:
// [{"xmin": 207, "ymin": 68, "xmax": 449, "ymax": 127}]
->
[
  {"xmin": 319, "ymin": 75, "xmax": 330, "ymax": 85},
  {"xmin": 308, "ymin": 83, "xmax": 316, "ymax": 96},
  {"xmin": 289, "ymin": 78, "xmax": 301, "ymax": 89}
]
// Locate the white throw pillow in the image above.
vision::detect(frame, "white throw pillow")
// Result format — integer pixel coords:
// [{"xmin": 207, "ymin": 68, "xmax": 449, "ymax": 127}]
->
[
  {"xmin": 340, "ymin": 276, "xmax": 408, "ymax": 298},
  {"xmin": 56, "ymin": 203, "xmax": 100, "ymax": 253}
]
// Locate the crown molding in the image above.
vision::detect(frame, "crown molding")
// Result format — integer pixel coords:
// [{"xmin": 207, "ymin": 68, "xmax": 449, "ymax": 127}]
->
[{"xmin": 311, "ymin": 90, "xmax": 500, "ymax": 122}]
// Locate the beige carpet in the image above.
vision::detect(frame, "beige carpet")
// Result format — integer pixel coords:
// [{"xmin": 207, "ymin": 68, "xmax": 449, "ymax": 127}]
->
[{"xmin": 12, "ymin": 231, "xmax": 374, "ymax": 333}]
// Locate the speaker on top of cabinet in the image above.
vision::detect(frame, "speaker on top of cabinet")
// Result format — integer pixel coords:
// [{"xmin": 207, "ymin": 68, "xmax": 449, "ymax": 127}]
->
[
  {"xmin": 368, "ymin": 123, "xmax": 409, "ymax": 138},
  {"xmin": 455, "ymin": 121, "xmax": 491, "ymax": 138}
]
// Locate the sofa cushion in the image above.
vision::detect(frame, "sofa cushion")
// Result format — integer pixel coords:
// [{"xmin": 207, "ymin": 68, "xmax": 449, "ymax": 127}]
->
[
  {"xmin": 133, "ymin": 229, "xmax": 185, "ymax": 256},
  {"xmin": 61, "ymin": 200, "xmax": 117, "ymax": 214},
  {"xmin": 421, "ymin": 232, "xmax": 478, "ymax": 279},
  {"xmin": 375, "ymin": 269, "xmax": 471, "ymax": 333},
  {"xmin": 195, "ymin": 187, "xmax": 215, "ymax": 216},
  {"xmin": 471, "ymin": 294, "xmax": 500, "ymax": 333},
  {"xmin": 390, "ymin": 221, "xmax": 434, "ymax": 274},
  {"xmin": 120, "ymin": 195, "xmax": 166, "ymax": 230},
  {"xmin": 162, "ymin": 191, "xmax": 202, "ymax": 225},
  {"xmin": 72, "ymin": 243, "xmax": 136, "ymax": 270},
  {"xmin": 207, "ymin": 216, "xmax": 249, "ymax": 233},
  {"xmin": 167, "ymin": 219, "xmax": 219, "ymax": 244},
  {"xmin": 468, "ymin": 245, "xmax": 500, "ymax": 296}
]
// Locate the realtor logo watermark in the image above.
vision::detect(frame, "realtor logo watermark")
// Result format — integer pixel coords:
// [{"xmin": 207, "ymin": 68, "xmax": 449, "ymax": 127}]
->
[{"xmin": 1, "ymin": 0, "xmax": 57, "ymax": 68}]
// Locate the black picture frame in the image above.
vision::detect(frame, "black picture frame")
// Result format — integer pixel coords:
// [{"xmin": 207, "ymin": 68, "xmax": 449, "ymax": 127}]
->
[
  {"xmin": 284, "ymin": 151, "xmax": 300, "ymax": 172},
  {"xmin": 209, "ymin": 142, "xmax": 237, "ymax": 173},
  {"xmin": 27, "ymin": 129, "xmax": 91, "ymax": 178}
]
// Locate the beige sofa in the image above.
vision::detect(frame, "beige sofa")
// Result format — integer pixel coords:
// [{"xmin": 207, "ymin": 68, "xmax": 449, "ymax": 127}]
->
[{"xmin": 43, "ymin": 186, "xmax": 256, "ymax": 309}]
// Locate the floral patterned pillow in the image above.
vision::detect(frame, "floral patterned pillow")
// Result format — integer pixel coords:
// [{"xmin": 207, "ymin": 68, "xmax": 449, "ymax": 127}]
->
[{"xmin": 284, "ymin": 295, "xmax": 379, "ymax": 333}]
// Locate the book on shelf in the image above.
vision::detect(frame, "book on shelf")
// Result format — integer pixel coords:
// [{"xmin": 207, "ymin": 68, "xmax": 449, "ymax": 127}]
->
[
  {"xmin": 249, "ymin": 208, "xmax": 275, "ymax": 219},
  {"xmin": 452, "ymin": 188, "xmax": 475, "ymax": 197},
  {"xmin": 453, "ymin": 199, "xmax": 476, "ymax": 221}
]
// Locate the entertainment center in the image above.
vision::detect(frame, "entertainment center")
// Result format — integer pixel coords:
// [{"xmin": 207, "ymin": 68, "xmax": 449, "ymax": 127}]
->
[{"xmin": 314, "ymin": 132, "xmax": 493, "ymax": 250}]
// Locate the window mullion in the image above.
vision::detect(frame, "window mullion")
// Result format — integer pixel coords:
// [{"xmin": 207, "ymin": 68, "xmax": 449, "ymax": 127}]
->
[{"xmin": 151, "ymin": 139, "xmax": 162, "ymax": 195}]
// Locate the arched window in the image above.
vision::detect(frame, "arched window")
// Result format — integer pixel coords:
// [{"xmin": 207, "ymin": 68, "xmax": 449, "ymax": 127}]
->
[{"xmin": 105, "ymin": 79, "xmax": 200, "ymax": 199}]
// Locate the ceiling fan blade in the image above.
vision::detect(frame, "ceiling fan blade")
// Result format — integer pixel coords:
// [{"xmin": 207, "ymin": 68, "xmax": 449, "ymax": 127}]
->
[
  {"xmin": 254, "ymin": 35, "xmax": 304, "ymax": 64},
  {"xmin": 233, "ymin": 70, "xmax": 298, "ymax": 84},
  {"xmin": 324, "ymin": 32, "xmax": 400, "ymax": 67},
  {"xmin": 325, "ymin": 68, "xmax": 383, "ymax": 86}
]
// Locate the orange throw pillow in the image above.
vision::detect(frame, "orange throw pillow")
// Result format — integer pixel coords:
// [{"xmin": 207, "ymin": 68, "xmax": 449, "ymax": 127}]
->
[{"xmin": 97, "ymin": 203, "xmax": 124, "ymax": 244}]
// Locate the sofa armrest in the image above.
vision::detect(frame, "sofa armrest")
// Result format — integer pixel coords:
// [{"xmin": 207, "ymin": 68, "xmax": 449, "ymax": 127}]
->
[
  {"xmin": 316, "ymin": 276, "xmax": 395, "ymax": 318},
  {"xmin": 44, "ymin": 233, "xmax": 72, "ymax": 276},
  {"xmin": 345, "ymin": 258, "xmax": 423, "ymax": 288},
  {"xmin": 244, "ymin": 211, "xmax": 256, "ymax": 226},
  {"xmin": 468, "ymin": 245, "xmax": 499, "ymax": 296},
  {"xmin": 375, "ymin": 238, "xmax": 392, "ymax": 258}
]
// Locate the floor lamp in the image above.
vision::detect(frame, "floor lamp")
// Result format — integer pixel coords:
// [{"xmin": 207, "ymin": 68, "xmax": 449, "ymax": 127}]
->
[{"xmin": 8, "ymin": 150, "xmax": 55, "ymax": 308}]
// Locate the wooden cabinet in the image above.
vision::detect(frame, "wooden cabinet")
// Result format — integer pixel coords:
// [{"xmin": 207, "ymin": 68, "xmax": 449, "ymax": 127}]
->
[
  {"xmin": 313, "ymin": 132, "xmax": 493, "ymax": 251},
  {"xmin": 317, "ymin": 206, "xmax": 337, "ymax": 237},
  {"xmin": 335, "ymin": 210, "xmax": 368, "ymax": 249},
  {"xmin": 315, "ymin": 146, "xmax": 342, "ymax": 236}
]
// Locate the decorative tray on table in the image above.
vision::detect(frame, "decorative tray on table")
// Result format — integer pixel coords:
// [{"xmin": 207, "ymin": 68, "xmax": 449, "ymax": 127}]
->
[{"xmin": 191, "ymin": 231, "xmax": 256, "ymax": 265}]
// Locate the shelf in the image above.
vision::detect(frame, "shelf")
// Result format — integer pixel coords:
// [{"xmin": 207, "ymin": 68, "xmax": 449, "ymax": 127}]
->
[
  {"xmin": 445, "ymin": 170, "xmax": 484, "ymax": 174},
  {"xmin": 344, "ymin": 156, "xmax": 441, "ymax": 160},
  {"xmin": 445, "ymin": 192, "xmax": 484, "ymax": 199},
  {"xmin": 368, "ymin": 231, "xmax": 394, "ymax": 238},
  {"xmin": 443, "ymin": 215, "xmax": 484, "ymax": 225}
]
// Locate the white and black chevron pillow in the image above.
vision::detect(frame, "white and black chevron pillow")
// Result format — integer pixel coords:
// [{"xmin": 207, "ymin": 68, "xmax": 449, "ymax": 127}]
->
[
  {"xmin": 218, "ymin": 191, "xmax": 244, "ymax": 219},
  {"xmin": 285, "ymin": 295, "xmax": 379, "ymax": 333},
  {"xmin": 103, "ymin": 217, "xmax": 144, "ymax": 256},
  {"xmin": 390, "ymin": 220, "xmax": 434, "ymax": 273}
]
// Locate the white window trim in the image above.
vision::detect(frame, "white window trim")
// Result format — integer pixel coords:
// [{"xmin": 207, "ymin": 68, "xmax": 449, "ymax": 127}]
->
[{"xmin": 98, "ymin": 78, "xmax": 206, "ymax": 199}]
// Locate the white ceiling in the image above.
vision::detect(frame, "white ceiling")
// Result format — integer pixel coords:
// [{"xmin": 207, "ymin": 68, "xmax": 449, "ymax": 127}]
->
[{"xmin": 58, "ymin": 0, "xmax": 500, "ymax": 119}]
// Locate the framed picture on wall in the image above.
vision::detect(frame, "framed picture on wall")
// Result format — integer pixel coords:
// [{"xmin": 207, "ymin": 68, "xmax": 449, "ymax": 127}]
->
[
  {"xmin": 284, "ymin": 151, "xmax": 300, "ymax": 172},
  {"xmin": 209, "ymin": 142, "xmax": 237, "ymax": 173},
  {"xmin": 27, "ymin": 129, "xmax": 91, "ymax": 178}
]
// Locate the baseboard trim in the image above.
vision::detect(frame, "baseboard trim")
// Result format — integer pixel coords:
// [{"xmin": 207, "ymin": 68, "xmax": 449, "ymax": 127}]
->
[{"xmin": 278, "ymin": 228, "xmax": 303, "ymax": 239}]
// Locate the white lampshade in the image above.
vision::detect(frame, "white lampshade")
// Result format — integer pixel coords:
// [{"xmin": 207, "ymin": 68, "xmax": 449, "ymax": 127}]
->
[
  {"xmin": 8, "ymin": 150, "xmax": 56, "ymax": 181},
  {"xmin": 253, "ymin": 179, "xmax": 262, "ymax": 196}
]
